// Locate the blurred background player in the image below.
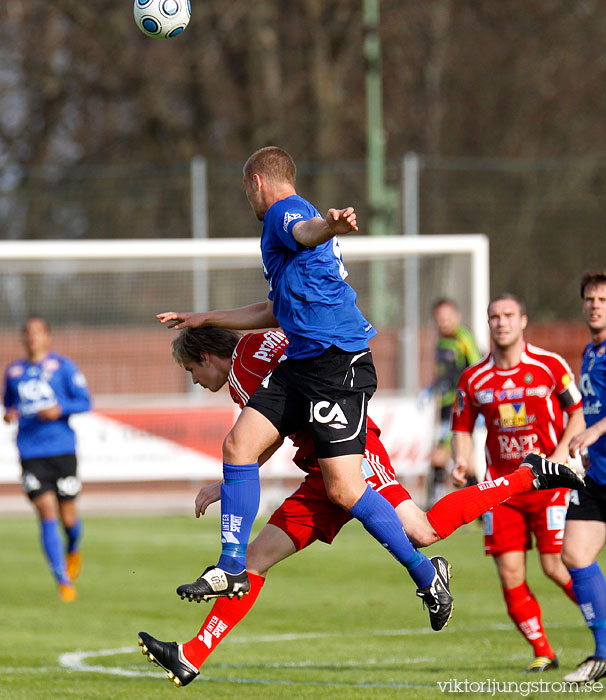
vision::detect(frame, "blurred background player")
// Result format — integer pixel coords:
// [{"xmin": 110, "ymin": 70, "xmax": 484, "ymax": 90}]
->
[
  {"xmin": 138, "ymin": 326, "xmax": 583, "ymax": 688},
  {"xmin": 426, "ymin": 298, "xmax": 481, "ymax": 506},
  {"xmin": 3, "ymin": 317, "xmax": 91, "ymax": 601},
  {"xmin": 562, "ymin": 271, "xmax": 606, "ymax": 684},
  {"xmin": 452, "ymin": 293, "xmax": 584, "ymax": 673}
]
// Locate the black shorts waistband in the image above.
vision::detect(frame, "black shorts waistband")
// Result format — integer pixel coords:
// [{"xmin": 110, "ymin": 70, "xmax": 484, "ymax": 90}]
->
[
  {"xmin": 324, "ymin": 345, "xmax": 369, "ymax": 356},
  {"xmin": 291, "ymin": 345, "xmax": 370, "ymax": 362}
]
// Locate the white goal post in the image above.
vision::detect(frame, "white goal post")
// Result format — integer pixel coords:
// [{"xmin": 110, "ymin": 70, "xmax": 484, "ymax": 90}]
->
[
  {"xmin": 0, "ymin": 234, "xmax": 489, "ymax": 497},
  {"xmin": 0, "ymin": 233, "xmax": 490, "ymax": 350}
]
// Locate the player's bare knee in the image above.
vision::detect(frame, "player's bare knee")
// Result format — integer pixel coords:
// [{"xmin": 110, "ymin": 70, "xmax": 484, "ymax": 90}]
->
[
  {"xmin": 541, "ymin": 563, "xmax": 560, "ymax": 581},
  {"xmin": 560, "ymin": 547, "xmax": 579, "ymax": 570},
  {"xmin": 396, "ymin": 504, "xmax": 438, "ymax": 547},
  {"xmin": 33, "ymin": 491, "xmax": 58, "ymax": 520},
  {"xmin": 494, "ymin": 560, "xmax": 523, "ymax": 588},
  {"xmin": 539, "ymin": 553, "xmax": 569, "ymax": 584},
  {"xmin": 413, "ymin": 529, "xmax": 440, "ymax": 548},
  {"xmin": 325, "ymin": 485, "xmax": 345, "ymax": 507},
  {"xmin": 560, "ymin": 550, "xmax": 570, "ymax": 569},
  {"xmin": 398, "ymin": 516, "xmax": 438, "ymax": 547},
  {"xmin": 222, "ymin": 429, "xmax": 247, "ymax": 464},
  {"xmin": 326, "ymin": 484, "xmax": 356, "ymax": 510},
  {"xmin": 60, "ymin": 515, "xmax": 77, "ymax": 530}
]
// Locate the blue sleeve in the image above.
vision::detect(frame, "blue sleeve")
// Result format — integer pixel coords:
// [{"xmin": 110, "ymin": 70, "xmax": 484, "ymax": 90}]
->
[
  {"xmin": 3, "ymin": 371, "xmax": 15, "ymax": 410},
  {"xmin": 271, "ymin": 200, "xmax": 317, "ymax": 251},
  {"xmin": 58, "ymin": 359, "xmax": 91, "ymax": 416}
]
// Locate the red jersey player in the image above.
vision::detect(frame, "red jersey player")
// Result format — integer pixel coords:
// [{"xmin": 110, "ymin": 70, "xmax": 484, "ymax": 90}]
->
[
  {"xmin": 452, "ymin": 293, "xmax": 584, "ymax": 673},
  {"xmin": 138, "ymin": 324, "xmax": 584, "ymax": 687}
]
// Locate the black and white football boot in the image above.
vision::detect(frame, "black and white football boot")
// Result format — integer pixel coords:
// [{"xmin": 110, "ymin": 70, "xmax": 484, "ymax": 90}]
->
[
  {"xmin": 521, "ymin": 452, "xmax": 585, "ymax": 491},
  {"xmin": 138, "ymin": 631, "xmax": 199, "ymax": 688},
  {"xmin": 177, "ymin": 566, "xmax": 250, "ymax": 602},
  {"xmin": 415, "ymin": 555, "xmax": 453, "ymax": 631},
  {"xmin": 563, "ymin": 656, "xmax": 606, "ymax": 684}
]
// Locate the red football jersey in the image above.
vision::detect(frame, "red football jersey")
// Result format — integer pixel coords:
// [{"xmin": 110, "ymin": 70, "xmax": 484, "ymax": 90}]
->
[
  {"xmin": 227, "ymin": 331, "xmax": 388, "ymax": 483},
  {"xmin": 452, "ymin": 343, "xmax": 582, "ymax": 480},
  {"xmin": 228, "ymin": 330, "xmax": 290, "ymax": 409}
]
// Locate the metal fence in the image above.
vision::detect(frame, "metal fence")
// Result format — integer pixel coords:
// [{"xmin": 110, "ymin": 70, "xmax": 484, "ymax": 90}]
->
[{"xmin": 1, "ymin": 154, "xmax": 604, "ymax": 319}]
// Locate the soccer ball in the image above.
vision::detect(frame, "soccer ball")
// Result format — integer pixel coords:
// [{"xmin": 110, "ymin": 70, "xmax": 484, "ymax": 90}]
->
[{"xmin": 133, "ymin": 0, "xmax": 191, "ymax": 39}]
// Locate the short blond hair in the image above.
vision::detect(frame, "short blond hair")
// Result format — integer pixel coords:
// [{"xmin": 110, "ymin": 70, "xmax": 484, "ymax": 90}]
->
[{"xmin": 243, "ymin": 147, "xmax": 296, "ymax": 187}]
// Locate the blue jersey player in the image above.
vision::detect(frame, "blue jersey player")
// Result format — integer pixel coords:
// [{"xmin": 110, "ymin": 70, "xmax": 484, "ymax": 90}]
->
[
  {"xmin": 157, "ymin": 147, "xmax": 452, "ymax": 628},
  {"xmin": 3, "ymin": 317, "xmax": 91, "ymax": 601},
  {"xmin": 562, "ymin": 271, "xmax": 606, "ymax": 683}
]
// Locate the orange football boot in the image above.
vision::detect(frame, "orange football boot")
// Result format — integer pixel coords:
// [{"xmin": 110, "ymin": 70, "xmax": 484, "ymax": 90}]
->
[{"xmin": 59, "ymin": 582, "xmax": 77, "ymax": 602}]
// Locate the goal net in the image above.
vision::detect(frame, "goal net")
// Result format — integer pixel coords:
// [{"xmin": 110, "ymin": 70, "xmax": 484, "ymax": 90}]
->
[{"xmin": 0, "ymin": 235, "xmax": 489, "ymax": 509}]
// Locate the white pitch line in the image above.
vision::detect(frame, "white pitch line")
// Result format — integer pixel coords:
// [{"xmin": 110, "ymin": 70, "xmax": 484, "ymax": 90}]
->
[
  {"xmin": 225, "ymin": 620, "xmax": 568, "ymax": 644},
  {"xmin": 55, "ymin": 622, "xmax": 552, "ymax": 688},
  {"xmin": 0, "ymin": 667, "xmax": 53, "ymax": 675},
  {"xmin": 60, "ymin": 647, "xmax": 161, "ymax": 679},
  {"xmin": 59, "ymin": 647, "xmax": 435, "ymax": 689},
  {"xmin": 212, "ymin": 657, "xmax": 438, "ymax": 668}
]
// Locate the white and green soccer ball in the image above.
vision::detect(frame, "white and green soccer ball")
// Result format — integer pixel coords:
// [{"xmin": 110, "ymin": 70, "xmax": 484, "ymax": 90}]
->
[{"xmin": 133, "ymin": 0, "xmax": 191, "ymax": 39}]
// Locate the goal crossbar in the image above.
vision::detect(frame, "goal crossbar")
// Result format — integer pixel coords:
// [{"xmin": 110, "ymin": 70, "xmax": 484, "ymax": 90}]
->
[
  {"xmin": 0, "ymin": 234, "xmax": 487, "ymax": 260},
  {"xmin": 0, "ymin": 233, "xmax": 490, "ymax": 364}
]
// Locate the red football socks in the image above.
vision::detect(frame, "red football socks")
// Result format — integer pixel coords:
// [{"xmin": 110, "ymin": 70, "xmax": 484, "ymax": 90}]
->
[
  {"xmin": 182, "ymin": 572, "xmax": 265, "ymax": 669},
  {"xmin": 561, "ymin": 578, "xmax": 577, "ymax": 603},
  {"xmin": 502, "ymin": 582, "xmax": 555, "ymax": 658},
  {"xmin": 426, "ymin": 466, "xmax": 535, "ymax": 539}
]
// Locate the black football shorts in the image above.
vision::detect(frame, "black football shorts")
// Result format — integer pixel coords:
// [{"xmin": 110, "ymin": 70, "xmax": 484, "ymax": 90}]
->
[
  {"xmin": 566, "ymin": 474, "xmax": 606, "ymax": 523},
  {"xmin": 247, "ymin": 345, "xmax": 377, "ymax": 459},
  {"xmin": 20, "ymin": 454, "xmax": 80, "ymax": 502}
]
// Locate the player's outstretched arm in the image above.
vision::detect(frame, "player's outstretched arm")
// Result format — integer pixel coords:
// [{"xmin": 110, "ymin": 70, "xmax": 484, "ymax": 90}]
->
[
  {"xmin": 546, "ymin": 409, "xmax": 584, "ymax": 462},
  {"xmin": 157, "ymin": 311, "xmax": 211, "ymax": 329},
  {"xmin": 292, "ymin": 207, "xmax": 358, "ymax": 247},
  {"xmin": 195, "ymin": 481, "xmax": 222, "ymax": 518},
  {"xmin": 157, "ymin": 300, "xmax": 278, "ymax": 331},
  {"xmin": 569, "ymin": 415, "xmax": 606, "ymax": 456},
  {"xmin": 326, "ymin": 207, "xmax": 358, "ymax": 235}
]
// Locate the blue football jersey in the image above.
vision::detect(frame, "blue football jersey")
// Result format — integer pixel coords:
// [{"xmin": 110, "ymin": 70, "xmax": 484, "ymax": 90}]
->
[
  {"xmin": 3, "ymin": 352, "xmax": 91, "ymax": 460},
  {"xmin": 261, "ymin": 194, "xmax": 376, "ymax": 359},
  {"xmin": 579, "ymin": 339, "xmax": 606, "ymax": 484}
]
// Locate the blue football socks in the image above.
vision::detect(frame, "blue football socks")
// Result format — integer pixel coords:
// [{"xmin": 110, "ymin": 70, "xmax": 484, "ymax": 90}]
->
[
  {"xmin": 217, "ymin": 462, "xmax": 260, "ymax": 575},
  {"xmin": 64, "ymin": 518, "xmax": 83, "ymax": 554},
  {"xmin": 40, "ymin": 519, "xmax": 69, "ymax": 585},
  {"xmin": 349, "ymin": 485, "xmax": 435, "ymax": 588},
  {"xmin": 570, "ymin": 562, "xmax": 606, "ymax": 658}
]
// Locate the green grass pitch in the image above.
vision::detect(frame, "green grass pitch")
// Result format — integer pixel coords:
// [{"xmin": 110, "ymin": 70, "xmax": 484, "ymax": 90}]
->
[{"xmin": 0, "ymin": 513, "xmax": 603, "ymax": 699}]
